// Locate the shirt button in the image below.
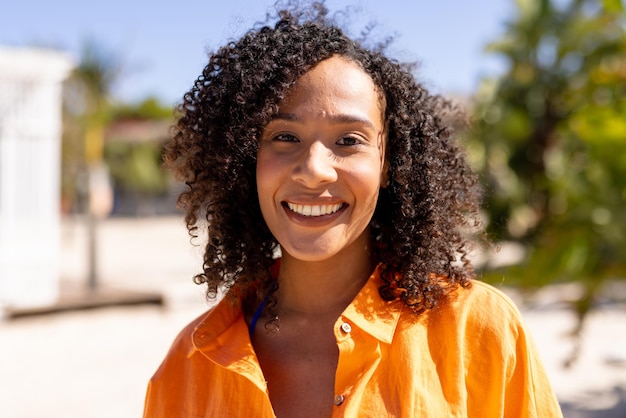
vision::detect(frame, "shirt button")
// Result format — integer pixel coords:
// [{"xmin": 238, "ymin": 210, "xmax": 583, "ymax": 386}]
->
[
  {"xmin": 334, "ymin": 394, "xmax": 345, "ymax": 406},
  {"xmin": 340, "ymin": 322, "xmax": 352, "ymax": 333}
]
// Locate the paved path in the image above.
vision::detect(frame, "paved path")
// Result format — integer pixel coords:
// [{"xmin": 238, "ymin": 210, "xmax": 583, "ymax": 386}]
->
[{"xmin": 1, "ymin": 216, "xmax": 625, "ymax": 418}]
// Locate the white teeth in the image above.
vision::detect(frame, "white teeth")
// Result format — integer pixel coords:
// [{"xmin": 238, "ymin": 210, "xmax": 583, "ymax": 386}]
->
[{"xmin": 286, "ymin": 203, "xmax": 342, "ymax": 217}]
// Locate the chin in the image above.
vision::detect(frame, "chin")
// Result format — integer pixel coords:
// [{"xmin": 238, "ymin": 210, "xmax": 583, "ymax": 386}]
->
[{"xmin": 279, "ymin": 243, "xmax": 341, "ymax": 263}]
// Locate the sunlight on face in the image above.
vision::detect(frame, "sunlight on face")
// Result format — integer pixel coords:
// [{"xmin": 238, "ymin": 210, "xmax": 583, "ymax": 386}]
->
[{"xmin": 256, "ymin": 55, "xmax": 387, "ymax": 263}]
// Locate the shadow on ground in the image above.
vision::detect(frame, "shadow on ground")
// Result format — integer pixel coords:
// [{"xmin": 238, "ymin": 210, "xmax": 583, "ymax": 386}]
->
[{"xmin": 560, "ymin": 385, "xmax": 626, "ymax": 418}]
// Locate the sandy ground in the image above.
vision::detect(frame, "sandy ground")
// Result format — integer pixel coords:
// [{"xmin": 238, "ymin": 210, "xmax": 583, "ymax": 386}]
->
[{"xmin": 1, "ymin": 216, "xmax": 625, "ymax": 418}]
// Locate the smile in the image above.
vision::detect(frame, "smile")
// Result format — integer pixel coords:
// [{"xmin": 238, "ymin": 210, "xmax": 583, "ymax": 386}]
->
[{"xmin": 284, "ymin": 202, "xmax": 344, "ymax": 217}]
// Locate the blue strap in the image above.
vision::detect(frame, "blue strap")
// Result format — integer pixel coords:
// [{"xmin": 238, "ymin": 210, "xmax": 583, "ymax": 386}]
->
[
  {"xmin": 249, "ymin": 298, "xmax": 268, "ymax": 338},
  {"xmin": 249, "ymin": 279, "xmax": 278, "ymax": 339}
]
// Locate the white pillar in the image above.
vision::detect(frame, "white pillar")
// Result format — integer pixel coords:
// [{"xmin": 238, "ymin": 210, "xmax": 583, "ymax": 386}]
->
[{"xmin": 0, "ymin": 46, "xmax": 73, "ymax": 309}]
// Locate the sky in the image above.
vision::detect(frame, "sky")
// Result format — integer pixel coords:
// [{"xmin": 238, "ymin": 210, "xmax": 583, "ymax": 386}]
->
[{"xmin": 1, "ymin": 0, "xmax": 514, "ymax": 106}]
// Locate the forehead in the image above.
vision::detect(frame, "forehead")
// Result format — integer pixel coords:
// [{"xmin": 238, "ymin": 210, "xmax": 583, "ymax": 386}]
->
[{"xmin": 278, "ymin": 55, "xmax": 384, "ymax": 120}]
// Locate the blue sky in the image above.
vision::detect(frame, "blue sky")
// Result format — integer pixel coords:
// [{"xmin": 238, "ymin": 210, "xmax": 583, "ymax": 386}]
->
[{"xmin": 1, "ymin": 0, "xmax": 514, "ymax": 105}]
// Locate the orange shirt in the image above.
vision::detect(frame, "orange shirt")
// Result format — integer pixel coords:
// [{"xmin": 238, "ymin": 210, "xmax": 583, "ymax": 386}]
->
[{"xmin": 143, "ymin": 267, "xmax": 563, "ymax": 417}]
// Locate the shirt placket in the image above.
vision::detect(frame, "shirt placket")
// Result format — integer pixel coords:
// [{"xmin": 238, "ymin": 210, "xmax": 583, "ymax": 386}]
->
[{"xmin": 332, "ymin": 315, "xmax": 384, "ymax": 417}]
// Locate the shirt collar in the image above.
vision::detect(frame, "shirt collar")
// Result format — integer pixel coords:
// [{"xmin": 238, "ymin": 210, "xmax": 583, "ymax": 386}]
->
[
  {"xmin": 341, "ymin": 263, "xmax": 404, "ymax": 344},
  {"xmin": 191, "ymin": 262, "xmax": 404, "ymax": 353},
  {"xmin": 191, "ymin": 296, "xmax": 269, "ymax": 391}
]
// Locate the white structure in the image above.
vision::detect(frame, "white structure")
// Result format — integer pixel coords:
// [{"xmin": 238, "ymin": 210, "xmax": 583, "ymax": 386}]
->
[{"xmin": 0, "ymin": 46, "xmax": 73, "ymax": 309}]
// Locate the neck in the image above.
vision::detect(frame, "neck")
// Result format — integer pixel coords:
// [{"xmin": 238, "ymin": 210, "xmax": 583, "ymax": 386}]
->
[{"xmin": 276, "ymin": 238, "xmax": 376, "ymax": 316}]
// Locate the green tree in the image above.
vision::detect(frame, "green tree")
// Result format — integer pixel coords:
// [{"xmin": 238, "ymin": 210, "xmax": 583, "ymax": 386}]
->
[
  {"xmin": 111, "ymin": 96, "xmax": 173, "ymax": 120},
  {"xmin": 105, "ymin": 97, "xmax": 173, "ymax": 208},
  {"xmin": 468, "ymin": 0, "xmax": 626, "ymax": 363},
  {"xmin": 63, "ymin": 39, "xmax": 121, "ymax": 289},
  {"xmin": 72, "ymin": 39, "xmax": 121, "ymax": 164}
]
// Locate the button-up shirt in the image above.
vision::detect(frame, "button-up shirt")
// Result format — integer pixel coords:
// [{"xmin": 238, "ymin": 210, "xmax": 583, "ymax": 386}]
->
[{"xmin": 143, "ymin": 267, "xmax": 562, "ymax": 417}]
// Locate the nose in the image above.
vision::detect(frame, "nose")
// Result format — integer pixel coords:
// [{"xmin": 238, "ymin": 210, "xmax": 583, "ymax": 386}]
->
[{"xmin": 292, "ymin": 141, "xmax": 337, "ymax": 187}]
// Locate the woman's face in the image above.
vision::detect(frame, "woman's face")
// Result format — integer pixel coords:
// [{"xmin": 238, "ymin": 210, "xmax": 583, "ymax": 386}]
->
[{"xmin": 256, "ymin": 55, "xmax": 387, "ymax": 262}]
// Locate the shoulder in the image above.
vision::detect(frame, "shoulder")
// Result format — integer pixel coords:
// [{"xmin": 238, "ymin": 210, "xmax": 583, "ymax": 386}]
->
[
  {"xmin": 450, "ymin": 280, "xmax": 521, "ymax": 320},
  {"xmin": 145, "ymin": 297, "xmax": 239, "ymax": 397},
  {"xmin": 143, "ymin": 298, "xmax": 251, "ymax": 417},
  {"xmin": 446, "ymin": 282, "xmax": 562, "ymax": 416},
  {"xmin": 391, "ymin": 281, "xmax": 562, "ymax": 416},
  {"xmin": 440, "ymin": 280, "xmax": 524, "ymax": 328},
  {"xmin": 154, "ymin": 296, "xmax": 240, "ymax": 369},
  {"xmin": 398, "ymin": 280, "xmax": 529, "ymax": 349},
  {"xmin": 155, "ymin": 307, "xmax": 214, "ymax": 366}
]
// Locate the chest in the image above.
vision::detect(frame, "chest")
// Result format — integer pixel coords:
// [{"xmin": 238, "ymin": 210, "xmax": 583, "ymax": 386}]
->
[
  {"xmin": 252, "ymin": 316, "xmax": 340, "ymax": 417},
  {"xmin": 200, "ymin": 311, "xmax": 483, "ymax": 417}
]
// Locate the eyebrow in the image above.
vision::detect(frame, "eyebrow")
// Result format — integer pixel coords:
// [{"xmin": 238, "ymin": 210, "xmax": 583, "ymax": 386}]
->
[{"xmin": 271, "ymin": 112, "xmax": 377, "ymax": 130}]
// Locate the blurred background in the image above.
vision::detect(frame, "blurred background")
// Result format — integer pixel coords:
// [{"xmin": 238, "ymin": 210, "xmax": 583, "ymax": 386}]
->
[{"xmin": 0, "ymin": 0, "xmax": 624, "ymax": 417}]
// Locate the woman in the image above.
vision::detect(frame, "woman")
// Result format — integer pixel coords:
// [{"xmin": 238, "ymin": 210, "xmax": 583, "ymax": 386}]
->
[{"xmin": 143, "ymin": 3, "xmax": 563, "ymax": 417}]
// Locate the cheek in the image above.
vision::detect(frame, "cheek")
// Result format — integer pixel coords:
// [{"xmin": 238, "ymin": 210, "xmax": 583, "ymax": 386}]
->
[
  {"xmin": 349, "ymin": 161, "xmax": 385, "ymax": 199},
  {"xmin": 256, "ymin": 149, "xmax": 287, "ymax": 211},
  {"xmin": 255, "ymin": 150, "xmax": 275, "ymax": 190}
]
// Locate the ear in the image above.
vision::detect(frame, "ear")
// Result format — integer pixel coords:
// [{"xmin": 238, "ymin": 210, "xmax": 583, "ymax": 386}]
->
[
  {"xmin": 379, "ymin": 124, "xmax": 390, "ymax": 188},
  {"xmin": 380, "ymin": 159, "xmax": 390, "ymax": 188}
]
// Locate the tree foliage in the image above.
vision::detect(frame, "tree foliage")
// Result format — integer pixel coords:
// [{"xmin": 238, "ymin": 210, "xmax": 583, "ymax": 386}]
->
[
  {"xmin": 67, "ymin": 38, "xmax": 122, "ymax": 164},
  {"xmin": 61, "ymin": 39, "xmax": 121, "ymax": 211},
  {"xmin": 104, "ymin": 140, "xmax": 169, "ymax": 195},
  {"xmin": 467, "ymin": 0, "xmax": 626, "ymax": 359},
  {"xmin": 62, "ymin": 41, "xmax": 173, "ymax": 211},
  {"xmin": 111, "ymin": 96, "xmax": 173, "ymax": 120}
]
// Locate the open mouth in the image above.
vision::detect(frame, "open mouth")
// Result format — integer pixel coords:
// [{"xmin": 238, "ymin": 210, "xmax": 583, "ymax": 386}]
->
[{"xmin": 284, "ymin": 202, "xmax": 345, "ymax": 217}]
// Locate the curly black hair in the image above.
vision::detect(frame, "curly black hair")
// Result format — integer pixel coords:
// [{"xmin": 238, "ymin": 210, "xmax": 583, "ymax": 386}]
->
[{"xmin": 164, "ymin": 1, "xmax": 483, "ymax": 316}]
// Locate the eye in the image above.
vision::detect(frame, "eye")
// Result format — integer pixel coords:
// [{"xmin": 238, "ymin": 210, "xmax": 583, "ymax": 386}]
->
[
  {"xmin": 336, "ymin": 136, "xmax": 361, "ymax": 146},
  {"xmin": 273, "ymin": 133, "xmax": 299, "ymax": 142}
]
